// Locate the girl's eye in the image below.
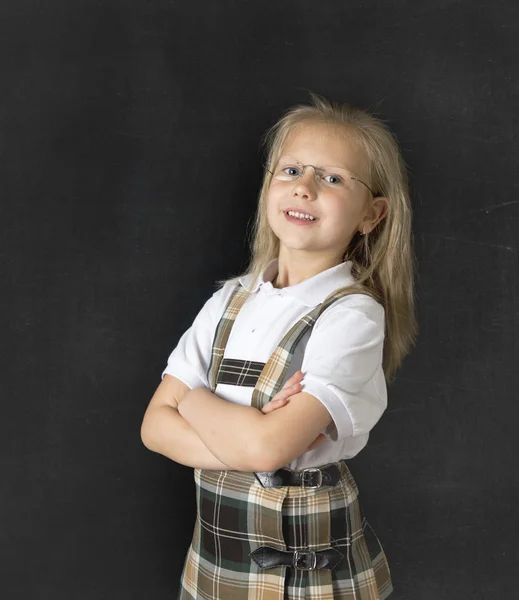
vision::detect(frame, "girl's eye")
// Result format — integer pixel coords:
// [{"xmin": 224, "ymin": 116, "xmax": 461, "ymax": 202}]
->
[
  {"xmin": 283, "ymin": 166, "xmax": 301, "ymax": 177},
  {"xmin": 324, "ymin": 174, "xmax": 343, "ymax": 185}
]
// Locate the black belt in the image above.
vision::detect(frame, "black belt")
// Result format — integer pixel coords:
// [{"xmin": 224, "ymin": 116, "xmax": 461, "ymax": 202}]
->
[
  {"xmin": 254, "ymin": 463, "xmax": 341, "ymax": 488},
  {"xmin": 250, "ymin": 545, "xmax": 344, "ymax": 571}
]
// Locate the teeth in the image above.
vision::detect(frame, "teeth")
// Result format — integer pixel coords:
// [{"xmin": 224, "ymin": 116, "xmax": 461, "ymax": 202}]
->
[{"xmin": 287, "ymin": 210, "xmax": 315, "ymax": 221}]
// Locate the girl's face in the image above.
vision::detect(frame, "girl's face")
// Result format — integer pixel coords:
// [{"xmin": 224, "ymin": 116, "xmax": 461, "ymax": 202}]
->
[{"xmin": 266, "ymin": 121, "xmax": 383, "ymax": 263}]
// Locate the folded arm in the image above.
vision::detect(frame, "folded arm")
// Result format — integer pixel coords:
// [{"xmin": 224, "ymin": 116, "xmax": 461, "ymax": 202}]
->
[
  {"xmin": 178, "ymin": 386, "xmax": 332, "ymax": 472},
  {"xmin": 140, "ymin": 374, "xmax": 307, "ymax": 470},
  {"xmin": 140, "ymin": 374, "xmax": 233, "ymax": 470},
  {"xmin": 145, "ymin": 297, "xmax": 386, "ymax": 472}
]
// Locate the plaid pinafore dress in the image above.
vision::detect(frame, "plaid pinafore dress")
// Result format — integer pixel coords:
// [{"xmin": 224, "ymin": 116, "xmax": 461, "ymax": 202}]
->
[{"xmin": 178, "ymin": 283, "xmax": 393, "ymax": 600}]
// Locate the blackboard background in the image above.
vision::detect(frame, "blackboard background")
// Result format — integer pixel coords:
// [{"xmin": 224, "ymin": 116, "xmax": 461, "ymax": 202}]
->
[{"xmin": 1, "ymin": 1, "xmax": 518, "ymax": 598}]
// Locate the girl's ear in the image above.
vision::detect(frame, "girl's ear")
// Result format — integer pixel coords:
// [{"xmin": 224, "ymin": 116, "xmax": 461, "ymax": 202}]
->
[{"xmin": 360, "ymin": 197, "xmax": 388, "ymax": 234}]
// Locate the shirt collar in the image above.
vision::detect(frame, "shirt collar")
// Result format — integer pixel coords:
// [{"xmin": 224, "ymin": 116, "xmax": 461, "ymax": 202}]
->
[{"xmin": 238, "ymin": 257, "xmax": 357, "ymax": 307}]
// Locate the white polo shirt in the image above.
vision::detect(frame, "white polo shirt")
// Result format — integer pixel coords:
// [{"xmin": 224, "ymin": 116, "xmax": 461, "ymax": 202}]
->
[{"xmin": 162, "ymin": 257, "xmax": 387, "ymax": 470}]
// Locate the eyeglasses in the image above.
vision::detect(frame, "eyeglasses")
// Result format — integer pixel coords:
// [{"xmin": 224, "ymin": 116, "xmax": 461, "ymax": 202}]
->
[{"xmin": 267, "ymin": 163, "xmax": 376, "ymax": 197}]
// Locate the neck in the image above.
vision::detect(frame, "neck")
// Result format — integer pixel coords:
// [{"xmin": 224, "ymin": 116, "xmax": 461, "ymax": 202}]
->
[{"xmin": 272, "ymin": 248, "xmax": 345, "ymax": 288}]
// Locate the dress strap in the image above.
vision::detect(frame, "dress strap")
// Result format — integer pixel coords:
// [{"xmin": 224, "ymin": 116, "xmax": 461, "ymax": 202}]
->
[
  {"xmin": 250, "ymin": 287, "xmax": 368, "ymax": 409},
  {"xmin": 207, "ymin": 284, "xmax": 251, "ymax": 392},
  {"xmin": 207, "ymin": 281, "xmax": 375, "ymax": 406}
]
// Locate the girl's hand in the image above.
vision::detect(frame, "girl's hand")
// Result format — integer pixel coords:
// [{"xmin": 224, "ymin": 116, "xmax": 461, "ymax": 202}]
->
[
  {"xmin": 261, "ymin": 370, "xmax": 304, "ymax": 415},
  {"xmin": 261, "ymin": 370, "xmax": 327, "ymax": 453}
]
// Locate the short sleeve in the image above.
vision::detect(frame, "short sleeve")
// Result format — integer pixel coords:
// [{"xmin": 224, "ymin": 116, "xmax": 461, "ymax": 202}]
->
[
  {"xmin": 300, "ymin": 296, "xmax": 387, "ymax": 441},
  {"xmin": 161, "ymin": 280, "xmax": 238, "ymax": 389}
]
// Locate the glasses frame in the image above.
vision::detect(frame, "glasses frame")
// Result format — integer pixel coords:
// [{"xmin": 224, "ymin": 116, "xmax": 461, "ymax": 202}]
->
[{"xmin": 267, "ymin": 163, "xmax": 376, "ymax": 197}]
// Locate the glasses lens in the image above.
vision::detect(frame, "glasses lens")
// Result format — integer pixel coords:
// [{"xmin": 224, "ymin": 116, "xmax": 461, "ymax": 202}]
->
[
  {"xmin": 271, "ymin": 163, "xmax": 362, "ymax": 193},
  {"xmin": 271, "ymin": 165, "xmax": 303, "ymax": 181}
]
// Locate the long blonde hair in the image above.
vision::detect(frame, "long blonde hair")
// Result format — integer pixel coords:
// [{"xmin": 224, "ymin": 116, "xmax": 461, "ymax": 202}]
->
[{"xmin": 217, "ymin": 93, "xmax": 418, "ymax": 382}]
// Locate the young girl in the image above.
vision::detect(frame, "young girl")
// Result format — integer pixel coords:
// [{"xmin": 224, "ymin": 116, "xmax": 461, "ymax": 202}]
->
[{"xmin": 141, "ymin": 94, "xmax": 417, "ymax": 600}]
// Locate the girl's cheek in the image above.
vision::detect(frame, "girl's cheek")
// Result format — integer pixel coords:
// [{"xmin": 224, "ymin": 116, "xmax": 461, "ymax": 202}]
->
[{"xmin": 269, "ymin": 182, "xmax": 284, "ymax": 196}]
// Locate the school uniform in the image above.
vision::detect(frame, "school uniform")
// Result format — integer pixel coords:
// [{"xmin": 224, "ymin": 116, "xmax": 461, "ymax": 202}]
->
[{"xmin": 162, "ymin": 257, "xmax": 393, "ymax": 599}]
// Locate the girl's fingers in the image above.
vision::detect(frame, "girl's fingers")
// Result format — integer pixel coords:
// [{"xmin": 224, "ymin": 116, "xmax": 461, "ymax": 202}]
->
[
  {"xmin": 262, "ymin": 375, "xmax": 305, "ymax": 414},
  {"xmin": 262, "ymin": 380, "xmax": 303, "ymax": 414},
  {"xmin": 261, "ymin": 398, "xmax": 288, "ymax": 414},
  {"xmin": 275, "ymin": 382, "xmax": 302, "ymax": 402},
  {"xmin": 282, "ymin": 370, "xmax": 303, "ymax": 389}
]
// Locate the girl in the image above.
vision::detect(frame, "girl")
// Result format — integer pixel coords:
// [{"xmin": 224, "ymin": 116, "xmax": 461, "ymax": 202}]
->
[{"xmin": 141, "ymin": 94, "xmax": 417, "ymax": 600}]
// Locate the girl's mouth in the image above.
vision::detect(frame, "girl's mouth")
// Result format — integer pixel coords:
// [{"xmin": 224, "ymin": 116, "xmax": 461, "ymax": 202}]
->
[{"xmin": 284, "ymin": 211, "xmax": 319, "ymax": 226}]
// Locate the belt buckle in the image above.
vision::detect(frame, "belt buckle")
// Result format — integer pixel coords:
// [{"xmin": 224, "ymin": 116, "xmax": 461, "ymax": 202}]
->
[
  {"xmin": 301, "ymin": 467, "xmax": 323, "ymax": 489},
  {"xmin": 293, "ymin": 549, "xmax": 317, "ymax": 570}
]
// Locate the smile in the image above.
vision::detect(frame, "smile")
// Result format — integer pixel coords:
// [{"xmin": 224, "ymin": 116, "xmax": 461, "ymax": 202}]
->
[
  {"xmin": 286, "ymin": 210, "xmax": 316, "ymax": 221},
  {"xmin": 284, "ymin": 211, "xmax": 319, "ymax": 226}
]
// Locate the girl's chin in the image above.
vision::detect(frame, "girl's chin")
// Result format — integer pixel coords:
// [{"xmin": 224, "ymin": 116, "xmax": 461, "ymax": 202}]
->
[{"xmin": 277, "ymin": 240, "xmax": 321, "ymax": 253}]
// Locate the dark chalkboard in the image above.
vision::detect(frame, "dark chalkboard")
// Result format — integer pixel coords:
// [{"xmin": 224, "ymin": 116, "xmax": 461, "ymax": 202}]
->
[{"xmin": 1, "ymin": 1, "xmax": 518, "ymax": 598}]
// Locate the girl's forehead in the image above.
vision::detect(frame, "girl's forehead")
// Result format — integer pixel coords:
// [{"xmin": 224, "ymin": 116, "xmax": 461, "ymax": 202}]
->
[{"xmin": 279, "ymin": 122, "xmax": 367, "ymax": 173}]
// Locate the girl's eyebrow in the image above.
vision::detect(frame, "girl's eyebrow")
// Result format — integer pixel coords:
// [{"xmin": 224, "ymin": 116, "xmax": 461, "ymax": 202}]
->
[{"xmin": 278, "ymin": 155, "xmax": 353, "ymax": 172}]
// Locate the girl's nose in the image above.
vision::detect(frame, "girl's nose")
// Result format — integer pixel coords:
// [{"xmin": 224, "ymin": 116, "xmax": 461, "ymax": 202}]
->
[{"xmin": 292, "ymin": 168, "xmax": 318, "ymax": 200}]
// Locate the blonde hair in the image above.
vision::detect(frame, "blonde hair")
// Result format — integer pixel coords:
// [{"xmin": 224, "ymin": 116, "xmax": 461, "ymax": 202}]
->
[{"xmin": 217, "ymin": 93, "xmax": 418, "ymax": 382}]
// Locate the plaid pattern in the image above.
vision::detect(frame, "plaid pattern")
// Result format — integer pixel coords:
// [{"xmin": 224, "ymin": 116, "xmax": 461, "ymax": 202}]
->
[
  {"xmin": 207, "ymin": 286, "xmax": 251, "ymax": 393},
  {"xmin": 179, "ymin": 282, "xmax": 392, "ymax": 599},
  {"xmin": 179, "ymin": 464, "xmax": 392, "ymax": 599},
  {"xmin": 250, "ymin": 287, "xmax": 357, "ymax": 410},
  {"xmin": 207, "ymin": 283, "xmax": 377, "ymax": 409},
  {"xmin": 215, "ymin": 358, "xmax": 267, "ymax": 387}
]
